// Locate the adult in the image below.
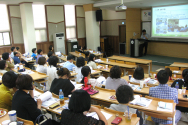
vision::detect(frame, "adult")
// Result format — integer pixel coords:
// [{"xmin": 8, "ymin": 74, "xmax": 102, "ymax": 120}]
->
[
  {"xmin": 130, "ymin": 67, "xmax": 144, "ymax": 83},
  {"xmin": 31, "ymin": 48, "xmax": 37, "ymax": 60},
  {"xmin": 75, "ymin": 57, "xmax": 85, "ymax": 82},
  {"xmin": 140, "ymin": 29, "xmax": 149, "ymax": 55},
  {"xmin": 87, "ymin": 54, "xmax": 97, "ymax": 69},
  {"xmin": 36, "ymin": 57, "xmax": 47, "ymax": 74},
  {"xmin": 10, "ymin": 47, "xmax": 16, "ymax": 58},
  {"xmin": 0, "ymin": 60, "xmax": 7, "ymax": 74},
  {"xmin": 2, "ymin": 52, "xmax": 14, "ymax": 71},
  {"xmin": 36, "ymin": 49, "xmax": 43, "ymax": 64},
  {"xmin": 63, "ymin": 55, "xmax": 76, "ymax": 71}
]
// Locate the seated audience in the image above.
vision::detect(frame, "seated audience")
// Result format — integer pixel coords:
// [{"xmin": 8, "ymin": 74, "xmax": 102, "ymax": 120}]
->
[
  {"xmin": 10, "ymin": 47, "xmax": 16, "ymax": 58},
  {"xmin": 36, "ymin": 49, "xmax": 43, "ymax": 64},
  {"xmin": 2, "ymin": 52, "xmax": 14, "ymax": 71},
  {"xmin": 171, "ymin": 69, "xmax": 188, "ymax": 89},
  {"xmin": 61, "ymin": 90, "xmax": 108, "ymax": 125},
  {"xmin": 49, "ymin": 45, "xmax": 53, "ymax": 52},
  {"xmin": 50, "ymin": 68, "xmax": 75, "ymax": 97},
  {"xmin": 165, "ymin": 68, "xmax": 173, "ymax": 80},
  {"xmin": 109, "ymin": 85, "xmax": 143, "ymax": 125},
  {"xmin": 46, "ymin": 56, "xmax": 59, "ymax": 90},
  {"xmin": 63, "ymin": 55, "xmax": 76, "ymax": 71},
  {"xmin": 105, "ymin": 66, "xmax": 128, "ymax": 90},
  {"xmin": 78, "ymin": 46, "xmax": 83, "ymax": 53},
  {"xmin": 31, "ymin": 48, "xmax": 37, "ymax": 60},
  {"xmin": 87, "ymin": 54, "xmax": 97, "ymax": 69},
  {"xmin": 16, "ymin": 47, "xmax": 21, "ymax": 56},
  {"xmin": 47, "ymin": 51, "xmax": 54, "ymax": 62},
  {"xmin": 0, "ymin": 60, "xmax": 7, "ymax": 74},
  {"xmin": 81, "ymin": 66, "xmax": 102, "ymax": 87},
  {"xmin": 12, "ymin": 52, "xmax": 21, "ymax": 65},
  {"xmin": 130, "ymin": 67, "xmax": 144, "ymax": 83},
  {"xmin": 0, "ymin": 71, "xmax": 18, "ymax": 111},
  {"xmin": 12, "ymin": 74, "xmax": 42, "ymax": 123},
  {"xmin": 149, "ymin": 70, "xmax": 181, "ymax": 124},
  {"xmin": 84, "ymin": 51, "xmax": 90, "ymax": 62},
  {"xmin": 36, "ymin": 57, "xmax": 47, "ymax": 74},
  {"xmin": 75, "ymin": 57, "xmax": 85, "ymax": 82}
]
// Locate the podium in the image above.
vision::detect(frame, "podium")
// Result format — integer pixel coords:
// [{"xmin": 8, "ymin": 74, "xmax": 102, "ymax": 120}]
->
[{"xmin": 130, "ymin": 39, "xmax": 148, "ymax": 57}]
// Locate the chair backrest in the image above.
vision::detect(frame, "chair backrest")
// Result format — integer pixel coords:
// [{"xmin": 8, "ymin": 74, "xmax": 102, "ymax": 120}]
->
[
  {"xmin": 125, "ymin": 62, "xmax": 136, "ymax": 65},
  {"xmin": 100, "ymin": 58, "xmax": 106, "ymax": 61},
  {"xmin": 17, "ymin": 117, "xmax": 34, "ymax": 125},
  {"xmin": 116, "ymin": 60, "xmax": 125, "ymax": 64},
  {"xmin": 103, "ymin": 107, "xmax": 137, "ymax": 117},
  {"xmin": 108, "ymin": 59, "xmax": 116, "ymax": 62},
  {"xmin": 180, "ymin": 67, "xmax": 187, "ymax": 71},
  {"xmin": 165, "ymin": 66, "xmax": 179, "ymax": 70},
  {"xmin": 145, "ymin": 96, "xmax": 174, "ymax": 103},
  {"xmin": 95, "ymin": 86, "xmax": 115, "ymax": 92}
]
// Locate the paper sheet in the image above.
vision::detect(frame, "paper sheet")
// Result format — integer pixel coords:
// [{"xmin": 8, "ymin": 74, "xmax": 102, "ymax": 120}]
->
[
  {"xmin": 38, "ymin": 91, "xmax": 52, "ymax": 102},
  {"xmin": 34, "ymin": 90, "xmax": 41, "ymax": 97},
  {"xmin": 157, "ymin": 107, "xmax": 172, "ymax": 112},
  {"xmin": 42, "ymin": 97, "xmax": 59, "ymax": 107},
  {"xmin": 86, "ymin": 111, "xmax": 112, "ymax": 120},
  {"xmin": 130, "ymin": 96, "xmax": 152, "ymax": 107},
  {"xmin": 74, "ymin": 84, "xmax": 83, "ymax": 90},
  {"xmin": 20, "ymin": 70, "xmax": 34, "ymax": 75}
]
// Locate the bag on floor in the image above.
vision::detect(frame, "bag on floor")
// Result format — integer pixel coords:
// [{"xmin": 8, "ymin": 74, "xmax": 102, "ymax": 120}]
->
[{"xmin": 34, "ymin": 114, "xmax": 60, "ymax": 125}]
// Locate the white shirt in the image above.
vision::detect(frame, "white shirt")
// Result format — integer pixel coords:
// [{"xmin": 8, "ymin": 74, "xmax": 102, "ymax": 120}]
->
[
  {"xmin": 88, "ymin": 79, "xmax": 102, "ymax": 88},
  {"xmin": 141, "ymin": 33, "xmax": 150, "ymax": 39},
  {"xmin": 75, "ymin": 67, "xmax": 83, "ymax": 82},
  {"xmin": 46, "ymin": 66, "xmax": 58, "ymax": 90},
  {"xmin": 10, "ymin": 52, "xmax": 14, "ymax": 59},
  {"xmin": 87, "ymin": 61, "xmax": 97, "ymax": 69},
  {"xmin": 130, "ymin": 77, "xmax": 142, "ymax": 83},
  {"xmin": 0, "ymin": 70, "xmax": 7, "ymax": 74},
  {"xmin": 36, "ymin": 65, "xmax": 47, "ymax": 74}
]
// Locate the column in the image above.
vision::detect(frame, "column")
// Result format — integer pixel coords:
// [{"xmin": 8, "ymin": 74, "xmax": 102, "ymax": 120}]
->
[
  {"xmin": 20, "ymin": 2, "xmax": 36, "ymax": 54},
  {"xmin": 83, "ymin": 4, "xmax": 100, "ymax": 51}
]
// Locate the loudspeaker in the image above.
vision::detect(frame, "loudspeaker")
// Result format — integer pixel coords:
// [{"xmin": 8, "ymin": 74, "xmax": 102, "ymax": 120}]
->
[{"xmin": 96, "ymin": 10, "xmax": 103, "ymax": 22}]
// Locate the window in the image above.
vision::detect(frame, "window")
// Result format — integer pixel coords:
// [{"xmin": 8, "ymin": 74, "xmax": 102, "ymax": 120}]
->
[
  {"xmin": 32, "ymin": 5, "xmax": 47, "ymax": 42},
  {"xmin": 0, "ymin": 32, "xmax": 11, "ymax": 46},
  {"xmin": 65, "ymin": 5, "xmax": 76, "ymax": 39},
  {"xmin": 0, "ymin": 4, "xmax": 11, "ymax": 46}
]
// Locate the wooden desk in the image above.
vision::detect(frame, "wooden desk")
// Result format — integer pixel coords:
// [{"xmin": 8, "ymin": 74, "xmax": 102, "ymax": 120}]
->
[
  {"xmin": 69, "ymin": 52, "xmax": 85, "ymax": 58},
  {"xmin": 156, "ymin": 68, "xmax": 182, "ymax": 75},
  {"xmin": 170, "ymin": 62, "xmax": 188, "ymax": 68},
  {"xmin": 108, "ymin": 55, "xmax": 152, "ymax": 73},
  {"xmin": 97, "ymin": 61, "xmax": 136, "ymax": 69},
  {"xmin": 21, "ymin": 56, "xmax": 36, "ymax": 63},
  {"xmin": 0, "ymin": 112, "xmax": 10, "ymax": 124}
]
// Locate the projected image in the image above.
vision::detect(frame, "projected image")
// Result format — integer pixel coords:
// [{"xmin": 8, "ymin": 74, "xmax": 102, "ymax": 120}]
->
[
  {"xmin": 168, "ymin": 19, "xmax": 179, "ymax": 32},
  {"xmin": 156, "ymin": 26, "xmax": 167, "ymax": 34},
  {"xmin": 156, "ymin": 18, "xmax": 167, "ymax": 26}
]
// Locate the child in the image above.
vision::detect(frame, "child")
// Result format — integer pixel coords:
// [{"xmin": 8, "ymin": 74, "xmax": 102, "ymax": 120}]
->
[
  {"xmin": 31, "ymin": 48, "xmax": 37, "ymax": 60},
  {"xmin": 36, "ymin": 49, "xmax": 43, "ymax": 64}
]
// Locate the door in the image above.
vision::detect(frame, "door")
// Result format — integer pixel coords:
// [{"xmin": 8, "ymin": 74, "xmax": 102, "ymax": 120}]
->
[{"xmin": 119, "ymin": 25, "xmax": 126, "ymax": 43}]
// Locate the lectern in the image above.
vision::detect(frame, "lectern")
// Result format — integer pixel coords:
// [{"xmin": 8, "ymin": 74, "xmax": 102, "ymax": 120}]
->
[{"xmin": 130, "ymin": 39, "xmax": 148, "ymax": 57}]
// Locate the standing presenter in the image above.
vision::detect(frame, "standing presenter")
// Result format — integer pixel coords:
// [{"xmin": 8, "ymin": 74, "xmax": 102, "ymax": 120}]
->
[{"xmin": 141, "ymin": 29, "xmax": 149, "ymax": 55}]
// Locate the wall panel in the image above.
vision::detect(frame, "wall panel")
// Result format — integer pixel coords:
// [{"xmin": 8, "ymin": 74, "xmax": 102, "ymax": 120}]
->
[{"xmin": 48, "ymin": 22, "xmax": 65, "ymax": 41}]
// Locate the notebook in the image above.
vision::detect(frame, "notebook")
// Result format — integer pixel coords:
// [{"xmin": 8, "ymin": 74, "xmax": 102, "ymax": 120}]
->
[{"xmin": 130, "ymin": 96, "xmax": 152, "ymax": 107}]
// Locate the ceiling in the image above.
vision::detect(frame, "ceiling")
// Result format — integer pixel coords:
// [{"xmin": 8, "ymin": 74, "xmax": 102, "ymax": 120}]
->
[{"xmin": 0, "ymin": 0, "xmax": 187, "ymax": 10}]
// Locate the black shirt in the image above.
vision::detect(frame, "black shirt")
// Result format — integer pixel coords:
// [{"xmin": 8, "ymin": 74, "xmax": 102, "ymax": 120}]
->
[
  {"xmin": 61, "ymin": 109, "xmax": 105, "ymax": 125},
  {"xmin": 50, "ymin": 78, "xmax": 75, "ymax": 97},
  {"xmin": 12, "ymin": 90, "xmax": 42, "ymax": 123},
  {"xmin": 171, "ymin": 79, "xmax": 188, "ymax": 90}
]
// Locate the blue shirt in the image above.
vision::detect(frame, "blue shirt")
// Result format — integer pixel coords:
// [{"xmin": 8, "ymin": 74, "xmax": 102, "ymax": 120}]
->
[
  {"xmin": 13, "ymin": 56, "xmax": 20, "ymax": 64},
  {"xmin": 31, "ymin": 53, "xmax": 37, "ymax": 60},
  {"xmin": 149, "ymin": 84, "xmax": 178, "ymax": 124},
  {"xmin": 63, "ymin": 61, "xmax": 76, "ymax": 71},
  {"xmin": 36, "ymin": 55, "xmax": 43, "ymax": 64}
]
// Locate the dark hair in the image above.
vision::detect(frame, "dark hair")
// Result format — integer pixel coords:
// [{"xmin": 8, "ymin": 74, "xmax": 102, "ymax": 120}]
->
[
  {"xmin": 80, "ymin": 66, "xmax": 91, "ymax": 83},
  {"xmin": 49, "ymin": 56, "xmax": 58, "ymax": 67},
  {"xmin": 157, "ymin": 70, "xmax": 169, "ymax": 84},
  {"xmin": 48, "ymin": 51, "xmax": 53, "ymax": 58},
  {"xmin": 57, "ymin": 68, "xmax": 70, "ymax": 78},
  {"xmin": 133, "ymin": 67, "xmax": 144, "ymax": 80},
  {"xmin": 38, "ymin": 57, "xmax": 46, "ymax": 65},
  {"xmin": 2, "ymin": 52, "xmax": 9, "ymax": 60},
  {"xmin": 11, "ymin": 47, "xmax": 15, "ymax": 51},
  {"xmin": 88, "ymin": 54, "xmax": 95, "ymax": 63},
  {"xmin": 165, "ymin": 68, "xmax": 172, "ymax": 77},
  {"xmin": 14, "ymin": 52, "xmax": 18, "ymax": 56},
  {"xmin": 68, "ymin": 90, "xmax": 91, "ymax": 113},
  {"xmin": 32, "ymin": 48, "xmax": 36, "ymax": 53},
  {"xmin": 16, "ymin": 47, "xmax": 19, "ymax": 50},
  {"xmin": 110, "ymin": 66, "xmax": 121, "ymax": 79},
  {"xmin": 76, "ymin": 57, "xmax": 85, "ymax": 68},
  {"xmin": 2, "ymin": 71, "xmax": 18, "ymax": 88},
  {"xmin": 67, "ymin": 55, "xmax": 73, "ymax": 60},
  {"xmin": 0, "ymin": 60, "xmax": 6, "ymax": 70},
  {"xmin": 78, "ymin": 46, "xmax": 81, "ymax": 50},
  {"xmin": 49, "ymin": 45, "xmax": 53, "ymax": 51},
  {"xmin": 142, "ymin": 29, "xmax": 146, "ymax": 32},
  {"xmin": 116, "ymin": 85, "xmax": 134, "ymax": 104},
  {"xmin": 85, "ymin": 51, "xmax": 89, "ymax": 57},
  {"xmin": 182, "ymin": 69, "xmax": 188, "ymax": 84},
  {"xmin": 16, "ymin": 74, "xmax": 33, "ymax": 90},
  {"xmin": 37, "ymin": 49, "xmax": 42, "ymax": 55}
]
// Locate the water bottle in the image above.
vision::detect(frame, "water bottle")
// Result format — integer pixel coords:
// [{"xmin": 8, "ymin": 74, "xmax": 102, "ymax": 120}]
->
[
  {"xmin": 59, "ymin": 89, "xmax": 64, "ymax": 105},
  {"xmin": 175, "ymin": 82, "xmax": 179, "ymax": 89}
]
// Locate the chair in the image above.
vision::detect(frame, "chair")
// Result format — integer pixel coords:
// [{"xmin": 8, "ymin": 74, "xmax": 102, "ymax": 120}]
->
[
  {"xmin": 108, "ymin": 59, "xmax": 116, "ymax": 62},
  {"xmin": 95, "ymin": 86, "xmax": 115, "ymax": 92},
  {"xmin": 17, "ymin": 117, "xmax": 34, "ymax": 125},
  {"xmin": 103, "ymin": 107, "xmax": 137, "ymax": 117},
  {"xmin": 116, "ymin": 60, "xmax": 125, "ymax": 64},
  {"xmin": 165, "ymin": 66, "xmax": 179, "ymax": 70},
  {"xmin": 125, "ymin": 62, "xmax": 136, "ymax": 65},
  {"xmin": 180, "ymin": 67, "xmax": 187, "ymax": 71}
]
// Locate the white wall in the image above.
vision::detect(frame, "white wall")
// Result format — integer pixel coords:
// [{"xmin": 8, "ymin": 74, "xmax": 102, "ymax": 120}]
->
[
  {"xmin": 10, "ymin": 6, "xmax": 21, "ymax": 17},
  {"xmin": 76, "ymin": 6, "xmax": 85, "ymax": 17},
  {"xmin": 47, "ymin": 6, "xmax": 64, "ymax": 22},
  {"xmin": 102, "ymin": 9, "xmax": 126, "ymax": 20}
]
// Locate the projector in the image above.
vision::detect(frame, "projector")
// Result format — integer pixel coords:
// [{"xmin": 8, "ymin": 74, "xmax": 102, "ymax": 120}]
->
[{"xmin": 115, "ymin": 4, "xmax": 127, "ymax": 11}]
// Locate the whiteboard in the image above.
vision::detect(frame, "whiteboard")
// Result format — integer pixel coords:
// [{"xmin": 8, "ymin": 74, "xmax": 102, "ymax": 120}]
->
[{"xmin": 142, "ymin": 22, "xmax": 151, "ymax": 37}]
